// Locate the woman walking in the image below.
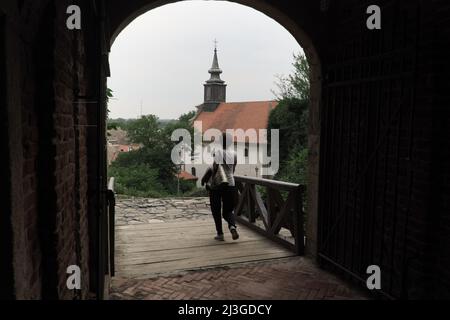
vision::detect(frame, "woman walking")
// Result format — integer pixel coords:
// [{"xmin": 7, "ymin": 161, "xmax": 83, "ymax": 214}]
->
[{"xmin": 201, "ymin": 133, "xmax": 239, "ymax": 241}]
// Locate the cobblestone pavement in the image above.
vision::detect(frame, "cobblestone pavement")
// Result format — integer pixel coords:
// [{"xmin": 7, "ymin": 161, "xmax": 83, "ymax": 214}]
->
[
  {"xmin": 111, "ymin": 197, "xmax": 368, "ymax": 300},
  {"xmin": 115, "ymin": 197, "xmax": 211, "ymax": 226},
  {"xmin": 110, "ymin": 256, "xmax": 368, "ymax": 300}
]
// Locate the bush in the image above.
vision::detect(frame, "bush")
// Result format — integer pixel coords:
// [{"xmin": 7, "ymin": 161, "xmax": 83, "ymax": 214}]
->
[
  {"xmin": 268, "ymin": 98, "xmax": 308, "ymax": 163},
  {"xmin": 277, "ymin": 146, "xmax": 308, "ymax": 185},
  {"xmin": 276, "ymin": 146, "xmax": 308, "ymax": 211},
  {"xmin": 108, "ymin": 164, "xmax": 168, "ymax": 198}
]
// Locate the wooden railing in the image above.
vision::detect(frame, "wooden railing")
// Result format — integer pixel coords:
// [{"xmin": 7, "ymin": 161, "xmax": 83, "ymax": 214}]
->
[{"xmin": 234, "ymin": 175, "xmax": 305, "ymax": 255}]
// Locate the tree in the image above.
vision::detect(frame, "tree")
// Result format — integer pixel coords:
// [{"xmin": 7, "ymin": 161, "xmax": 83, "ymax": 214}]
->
[
  {"xmin": 277, "ymin": 147, "xmax": 308, "ymax": 186},
  {"xmin": 107, "ymin": 118, "xmax": 134, "ymax": 131},
  {"xmin": 272, "ymin": 52, "xmax": 310, "ymax": 101},
  {"xmin": 269, "ymin": 52, "xmax": 310, "ymax": 186},
  {"xmin": 178, "ymin": 110, "xmax": 197, "ymax": 124},
  {"xmin": 108, "ymin": 110, "xmax": 199, "ymax": 197},
  {"xmin": 268, "ymin": 97, "xmax": 308, "ymax": 163},
  {"xmin": 163, "ymin": 110, "xmax": 197, "ymax": 150},
  {"xmin": 127, "ymin": 114, "xmax": 165, "ymax": 147}
]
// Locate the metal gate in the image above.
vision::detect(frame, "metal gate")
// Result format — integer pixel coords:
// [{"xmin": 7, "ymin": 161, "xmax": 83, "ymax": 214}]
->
[{"xmin": 317, "ymin": 1, "xmax": 420, "ymax": 299}]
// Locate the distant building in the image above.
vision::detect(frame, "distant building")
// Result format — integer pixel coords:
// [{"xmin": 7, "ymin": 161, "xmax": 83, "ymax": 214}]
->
[
  {"xmin": 176, "ymin": 170, "xmax": 198, "ymax": 182},
  {"xmin": 184, "ymin": 47, "xmax": 278, "ymax": 187},
  {"xmin": 107, "ymin": 128, "xmax": 141, "ymax": 164}
]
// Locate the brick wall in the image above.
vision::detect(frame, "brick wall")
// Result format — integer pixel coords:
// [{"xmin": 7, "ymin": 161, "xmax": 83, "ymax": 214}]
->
[
  {"xmin": 51, "ymin": 0, "xmax": 92, "ymax": 299},
  {"xmin": 2, "ymin": 0, "xmax": 96, "ymax": 299},
  {"xmin": 0, "ymin": 12, "xmax": 15, "ymax": 300},
  {"xmin": 15, "ymin": 0, "xmax": 51, "ymax": 299}
]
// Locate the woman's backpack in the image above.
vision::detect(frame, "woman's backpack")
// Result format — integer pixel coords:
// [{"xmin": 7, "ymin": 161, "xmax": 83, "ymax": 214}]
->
[{"xmin": 210, "ymin": 162, "xmax": 230, "ymax": 190}]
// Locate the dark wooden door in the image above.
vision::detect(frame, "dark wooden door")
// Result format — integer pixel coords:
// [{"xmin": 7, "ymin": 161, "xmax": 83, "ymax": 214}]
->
[{"xmin": 317, "ymin": 1, "xmax": 421, "ymax": 299}]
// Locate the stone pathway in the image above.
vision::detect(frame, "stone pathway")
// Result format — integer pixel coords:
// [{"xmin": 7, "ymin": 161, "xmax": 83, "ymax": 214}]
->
[{"xmin": 115, "ymin": 197, "xmax": 211, "ymax": 226}]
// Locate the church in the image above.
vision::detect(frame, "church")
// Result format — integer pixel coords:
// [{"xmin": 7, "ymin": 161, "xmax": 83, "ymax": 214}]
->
[{"xmin": 184, "ymin": 47, "xmax": 278, "ymax": 187}]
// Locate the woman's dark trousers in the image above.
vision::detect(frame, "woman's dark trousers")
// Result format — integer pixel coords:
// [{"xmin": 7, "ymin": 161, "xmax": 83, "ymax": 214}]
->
[{"xmin": 209, "ymin": 186, "xmax": 237, "ymax": 235}]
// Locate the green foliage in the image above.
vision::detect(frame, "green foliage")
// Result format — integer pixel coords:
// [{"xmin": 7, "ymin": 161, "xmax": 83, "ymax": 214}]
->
[
  {"xmin": 289, "ymin": 53, "xmax": 310, "ymax": 100},
  {"xmin": 272, "ymin": 52, "xmax": 310, "ymax": 101},
  {"xmin": 269, "ymin": 52, "xmax": 310, "ymax": 187},
  {"xmin": 106, "ymin": 88, "xmax": 114, "ymax": 121},
  {"xmin": 163, "ymin": 110, "xmax": 196, "ymax": 151},
  {"xmin": 268, "ymin": 97, "xmax": 308, "ymax": 163},
  {"xmin": 106, "ymin": 88, "xmax": 114, "ymax": 104},
  {"xmin": 112, "ymin": 147, "xmax": 175, "ymax": 186},
  {"xmin": 107, "ymin": 118, "xmax": 135, "ymax": 131},
  {"xmin": 108, "ymin": 164, "xmax": 167, "ymax": 198},
  {"xmin": 108, "ymin": 110, "xmax": 200, "ymax": 197},
  {"xmin": 277, "ymin": 146, "xmax": 308, "ymax": 185},
  {"xmin": 174, "ymin": 179, "xmax": 198, "ymax": 195},
  {"xmin": 127, "ymin": 115, "xmax": 164, "ymax": 147},
  {"xmin": 178, "ymin": 110, "xmax": 197, "ymax": 124}
]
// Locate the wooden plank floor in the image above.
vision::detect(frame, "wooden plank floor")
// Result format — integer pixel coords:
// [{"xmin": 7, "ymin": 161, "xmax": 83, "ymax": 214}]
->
[{"xmin": 115, "ymin": 218, "xmax": 295, "ymax": 279}]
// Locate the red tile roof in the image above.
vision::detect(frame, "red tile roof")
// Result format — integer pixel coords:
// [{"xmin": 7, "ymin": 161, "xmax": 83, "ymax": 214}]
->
[
  {"xmin": 176, "ymin": 171, "xmax": 198, "ymax": 181},
  {"xmin": 194, "ymin": 101, "xmax": 278, "ymax": 143}
]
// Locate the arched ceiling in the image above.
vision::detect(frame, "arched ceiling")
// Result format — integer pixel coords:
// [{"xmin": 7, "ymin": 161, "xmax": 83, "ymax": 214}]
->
[{"xmin": 106, "ymin": 0, "xmax": 328, "ymax": 64}]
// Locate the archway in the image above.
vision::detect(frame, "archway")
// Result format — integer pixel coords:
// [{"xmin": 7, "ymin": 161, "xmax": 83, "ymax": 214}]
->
[
  {"xmin": 106, "ymin": 0, "xmax": 322, "ymax": 259},
  {"xmin": 1, "ymin": 0, "xmax": 445, "ymax": 300}
]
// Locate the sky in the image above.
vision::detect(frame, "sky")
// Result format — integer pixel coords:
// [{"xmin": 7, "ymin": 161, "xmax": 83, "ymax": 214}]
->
[{"xmin": 107, "ymin": 0, "xmax": 302, "ymax": 120}]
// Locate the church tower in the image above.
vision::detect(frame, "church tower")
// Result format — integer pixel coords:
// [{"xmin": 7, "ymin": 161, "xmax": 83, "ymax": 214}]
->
[{"xmin": 202, "ymin": 44, "xmax": 226, "ymax": 111}]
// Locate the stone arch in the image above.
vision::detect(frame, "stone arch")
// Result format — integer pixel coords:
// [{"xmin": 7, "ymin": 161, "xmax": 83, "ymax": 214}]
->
[{"xmin": 106, "ymin": 0, "xmax": 322, "ymax": 257}]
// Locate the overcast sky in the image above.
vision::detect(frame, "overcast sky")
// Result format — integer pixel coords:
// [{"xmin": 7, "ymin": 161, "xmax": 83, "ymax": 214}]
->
[{"xmin": 107, "ymin": 0, "xmax": 302, "ymax": 120}]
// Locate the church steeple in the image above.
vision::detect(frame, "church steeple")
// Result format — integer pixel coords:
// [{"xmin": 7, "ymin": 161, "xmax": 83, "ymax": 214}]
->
[
  {"xmin": 208, "ymin": 47, "xmax": 223, "ymax": 82},
  {"xmin": 203, "ymin": 42, "xmax": 226, "ymax": 110}
]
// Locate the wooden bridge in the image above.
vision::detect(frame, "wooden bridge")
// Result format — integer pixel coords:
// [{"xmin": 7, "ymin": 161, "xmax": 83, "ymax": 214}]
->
[
  {"xmin": 110, "ymin": 175, "xmax": 305, "ymax": 278},
  {"xmin": 107, "ymin": 176, "xmax": 366, "ymax": 299},
  {"xmin": 115, "ymin": 218, "xmax": 296, "ymax": 278}
]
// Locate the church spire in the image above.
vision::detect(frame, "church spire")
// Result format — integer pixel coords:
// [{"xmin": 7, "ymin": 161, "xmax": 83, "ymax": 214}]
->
[
  {"xmin": 203, "ymin": 42, "xmax": 227, "ymax": 110},
  {"xmin": 207, "ymin": 43, "xmax": 224, "ymax": 83}
]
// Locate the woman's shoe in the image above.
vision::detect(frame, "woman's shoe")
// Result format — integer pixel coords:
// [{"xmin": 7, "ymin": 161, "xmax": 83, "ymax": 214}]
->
[
  {"xmin": 230, "ymin": 226, "xmax": 239, "ymax": 240},
  {"xmin": 214, "ymin": 234, "xmax": 225, "ymax": 241}
]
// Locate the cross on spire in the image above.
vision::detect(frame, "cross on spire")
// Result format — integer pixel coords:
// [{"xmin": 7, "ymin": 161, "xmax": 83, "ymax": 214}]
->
[{"xmin": 214, "ymin": 39, "xmax": 218, "ymax": 51}]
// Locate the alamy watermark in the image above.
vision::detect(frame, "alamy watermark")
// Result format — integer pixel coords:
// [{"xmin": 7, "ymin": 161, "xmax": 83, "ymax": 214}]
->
[
  {"xmin": 66, "ymin": 5, "xmax": 81, "ymax": 30},
  {"xmin": 66, "ymin": 4, "xmax": 381, "ymax": 31},
  {"xmin": 170, "ymin": 121, "xmax": 280, "ymax": 176},
  {"xmin": 366, "ymin": 5, "xmax": 381, "ymax": 30},
  {"xmin": 66, "ymin": 265, "xmax": 81, "ymax": 290},
  {"xmin": 366, "ymin": 265, "xmax": 381, "ymax": 290}
]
